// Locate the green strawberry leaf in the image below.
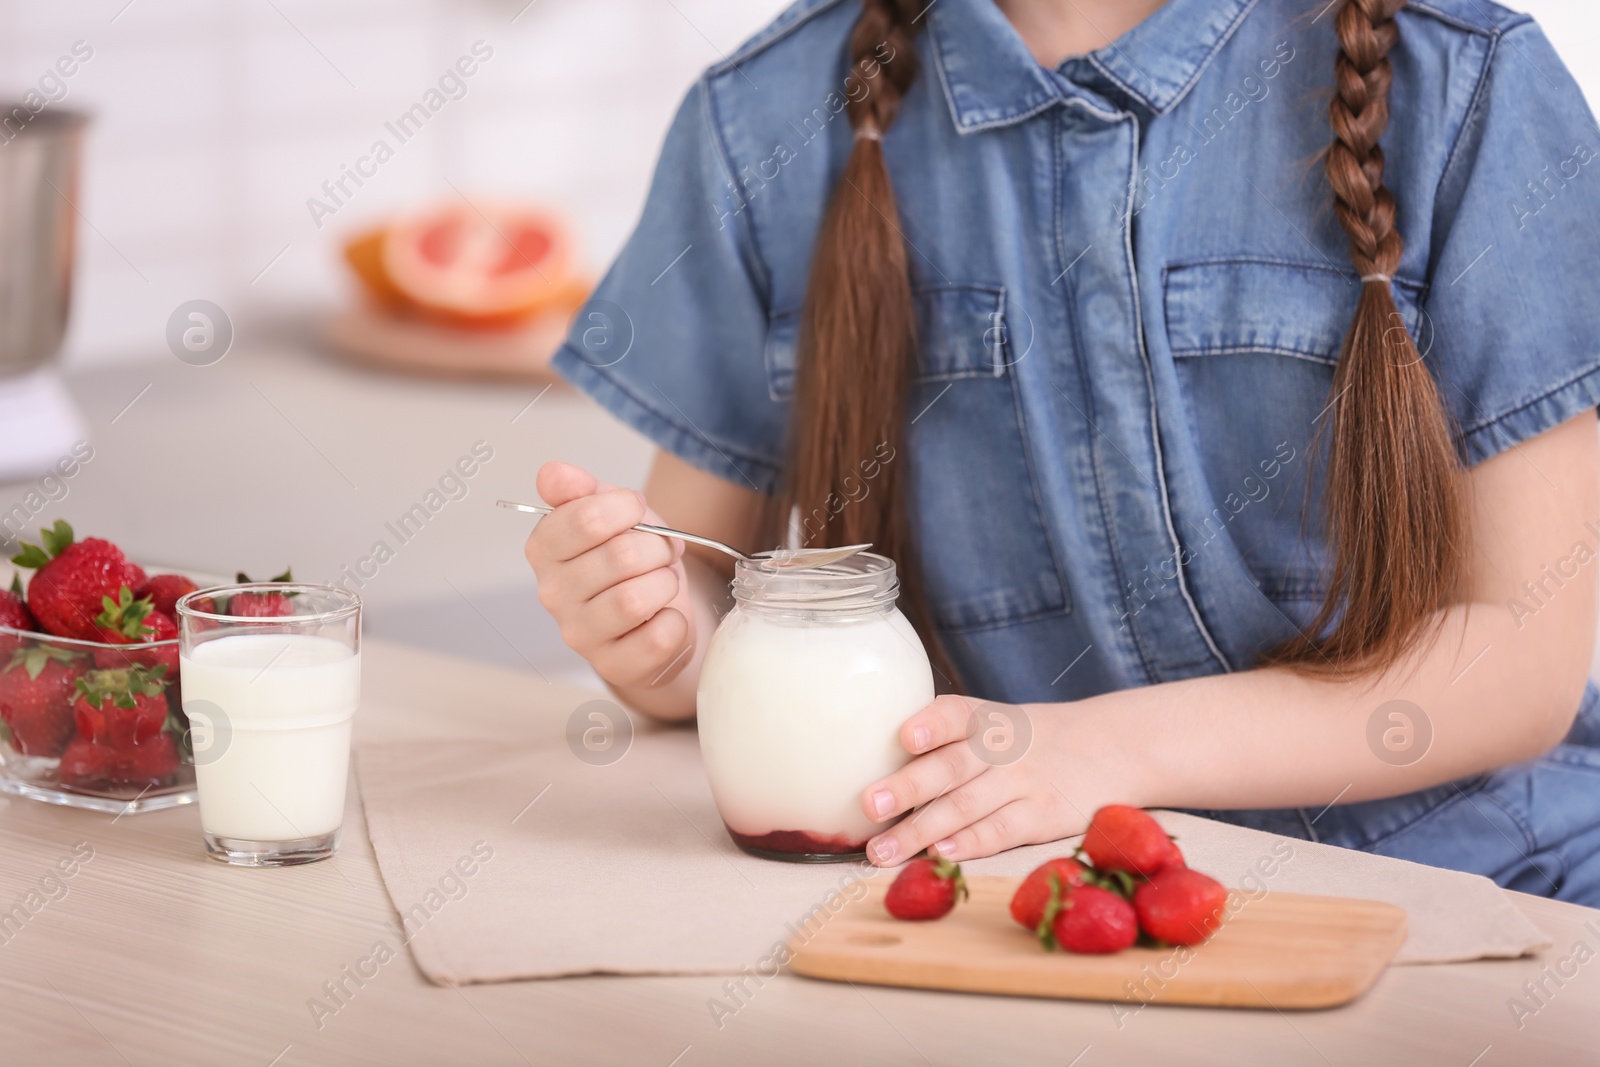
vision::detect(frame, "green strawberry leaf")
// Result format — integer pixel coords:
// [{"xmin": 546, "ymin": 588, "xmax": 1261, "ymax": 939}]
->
[
  {"xmin": 75, "ymin": 667, "xmax": 163, "ymax": 707},
  {"xmin": 40, "ymin": 520, "xmax": 74, "ymax": 558},
  {"xmin": 7, "ymin": 574, "xmax": 21, "ymax": 595},
  {"xmin": 0, "ymin": 720, "xmax": 10, "ymax": 747},
  {"xmin": 94, "ymin": 588, "xmax": 157, "ymax": 638},
  {"xmin": 130, "ymin": 664, "xmax": 168, "ymax": 693},
  {"xmin": 9, "ymin": 544, "xmax": 49, "ymax": 570},
  {"xmin": 1036, "ymin": 872, "xmax": 1067, "ymax": 951},
  {"xmin": 931, "ymin": 855, "xmax": 969, "ymax": 903},
  {"xmin": 238, "ymin": 568, "xmax": 298, "ymax": 596},
  {"xmin": 7, "ymin": 643, "xmax": 82, "ymax": 678}
]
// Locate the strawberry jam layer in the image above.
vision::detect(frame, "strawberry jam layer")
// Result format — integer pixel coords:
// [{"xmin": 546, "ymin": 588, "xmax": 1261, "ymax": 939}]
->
[{"xmin": 725, "ymin": 825, "xmax": 867, "ymax": 861}]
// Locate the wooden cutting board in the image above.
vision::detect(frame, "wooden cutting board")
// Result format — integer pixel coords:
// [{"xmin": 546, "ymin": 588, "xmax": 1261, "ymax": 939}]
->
[{"xmin": 787, "ymin": 876, "xmax": 1407, "ymax": 1010}]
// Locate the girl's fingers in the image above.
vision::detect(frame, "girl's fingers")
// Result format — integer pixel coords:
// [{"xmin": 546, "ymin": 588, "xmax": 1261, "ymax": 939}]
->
[
  {"xmin": 591, "ymin": 608, "xmax": 691, "ymax": 688},
  {"xmin": 898, "ymin": 694, "xmax": 984, "ymax": 755},
  {"xmin": 861, "ymin": 736, "xmax": 986, "ymax": 826},
  {"xmin": 926, "ymin": 799, "xmax": 1047, "ymax": 863},
  {"xmin": 536, "ymin": 488, "xmax": 648, "ymax": 563},
  {"xmin": 865, "ymin": 770, "xmax": 1013, "ymax": 866},
  {"xmin": 535, "ymin": 460, "xmax": 611, "ymax": 507},
  {"xmin": 553, "ymin": 530, "xmax": 682, "ymax": 604},
  {"xmin": 573, "ymin": 568, "xmax": 681, "ymax": 646}
]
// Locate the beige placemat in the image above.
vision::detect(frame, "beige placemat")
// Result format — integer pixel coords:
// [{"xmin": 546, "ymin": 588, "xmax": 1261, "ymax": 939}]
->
[{"xmin": 356, "ymin": 724, "xmax": 1549, "ymax": 986}]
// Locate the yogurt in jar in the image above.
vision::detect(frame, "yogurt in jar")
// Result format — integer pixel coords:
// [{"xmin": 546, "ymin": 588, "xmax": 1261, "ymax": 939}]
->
[{"xmin": 696, "ymin": 553, "xmax": 934, "ymax": 860}]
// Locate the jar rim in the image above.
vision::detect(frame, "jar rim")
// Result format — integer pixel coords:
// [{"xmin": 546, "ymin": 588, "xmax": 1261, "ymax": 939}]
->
[{"xmin": 732, "ymin": 551, "xmax": 898, "ymax": 614}]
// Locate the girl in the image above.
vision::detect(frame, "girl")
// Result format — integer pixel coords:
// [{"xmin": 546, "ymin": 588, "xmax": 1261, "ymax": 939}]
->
[{"xmin": 526, "ymin": 0, "xmax": 1600, "ymax": 902}]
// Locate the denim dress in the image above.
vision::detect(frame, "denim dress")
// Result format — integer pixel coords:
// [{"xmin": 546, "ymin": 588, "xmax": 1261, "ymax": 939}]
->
[{"xmin": 552, "ymin": 0, "xmax": 1600, "ymax": 903}]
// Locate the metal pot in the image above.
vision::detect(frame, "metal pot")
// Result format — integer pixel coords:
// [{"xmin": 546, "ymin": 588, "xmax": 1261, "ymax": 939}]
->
[{"xmin": 0, "ymin": 107, "xmax": 88, "ymax": 378}]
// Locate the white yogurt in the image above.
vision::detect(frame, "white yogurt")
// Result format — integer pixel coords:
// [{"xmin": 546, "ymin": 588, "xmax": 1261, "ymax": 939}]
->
[
  {"xmin": 697, "ymin": 574, "xmax": 934, "ymax": 856},
  {"xmin": 180, "ymin": 633, "xmax": 359, "ymax": 841}
]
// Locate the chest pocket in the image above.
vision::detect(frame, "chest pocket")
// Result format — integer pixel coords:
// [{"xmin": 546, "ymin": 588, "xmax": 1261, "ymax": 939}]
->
[
  {"xmin": 763, "ymin": 285, "xmax": 1010, "ymax": 399},
  {"xmin": 1162, "ymin": 258, "xmax": 1428, "ymax": 614},
  {"xmin": 764, "ymin": 284, "xmax": 1069, "ymax": 632}
]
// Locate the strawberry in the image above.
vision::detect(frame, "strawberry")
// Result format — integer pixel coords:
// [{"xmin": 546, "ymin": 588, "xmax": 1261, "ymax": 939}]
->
[
  {"xmin": 1082, "ymin": 805, "xmax": 1179, "ymax": 878},
  {"xmin": 72, "ymin": 667, "xmax": 171, "ymax": 748},
  {"xmin": 884, "ymin": 855, "xmax": 968, "ymax": 921},
  {"xmin": 1134, "ymin": 868, "xmax": 1229, "ymax": 946},
  {"xmin": 0, "ymin": 645, "xmax": 82, "ymax": 756},
  {"xmin": 91, "ymin": 588, "xmax": 179, "ymax": 674},
  {"xmin": 135, "ymin": 573, "xmax": 199, "ymax": 619},
  {"xmin": 11, "ymin": 521, "xmax": 143, "ymax": 641},
  {"xmin": 58, "ymin": 731, "xmax": 177, "ymax": 787},
  {"xmin": 0, "ymin": 575, "xmax": 35, "ymax": 654},
  {"xmin": 1049, "ymin": 884, "xmax": 1140, "ymax": 955},
  {"xmin": 1010, "ymin": 857, "xmax": 1091, "ymax": 931},
  {"xmin": 57, "ymin": 736, "xmax": 110, "ymax": 784},
  {"xmin": 105, "ymin": 731, "xmax": 179, "ymax": 782},
  {"xmin": 230, "ymin": 569, "xmax": 295, "ymax": 617}
]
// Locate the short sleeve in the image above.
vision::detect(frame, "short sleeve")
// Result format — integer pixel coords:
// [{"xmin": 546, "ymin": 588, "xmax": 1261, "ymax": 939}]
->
[
  {"xmin": 1425, "ymin": 21, "xmax": 1600, "ymax": 466},
  {"xmin": 551, "ymin": 80, "xmax": 783, "ymax": 493}
]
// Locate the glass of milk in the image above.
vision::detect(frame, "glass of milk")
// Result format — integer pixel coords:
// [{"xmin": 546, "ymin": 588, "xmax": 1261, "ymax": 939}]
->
[
  {"xmin": 175, "ymin": 583, "xmax": 360, "ymax": 867},
  {"xmin": 696, "ymin": 553, "xmax": 934, "ymax": 862}
]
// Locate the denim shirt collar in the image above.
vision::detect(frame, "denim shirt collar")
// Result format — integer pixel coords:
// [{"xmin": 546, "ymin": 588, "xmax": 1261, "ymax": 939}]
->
[{"xmin": 926, "ymin": 0, "xmax": 1259, "ymax": 130}]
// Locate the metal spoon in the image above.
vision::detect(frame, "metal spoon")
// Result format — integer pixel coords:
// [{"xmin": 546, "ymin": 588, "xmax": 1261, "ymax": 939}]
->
[{"xmin": 497, "ymin": 500, "xmax": 871, "ymax": 570}]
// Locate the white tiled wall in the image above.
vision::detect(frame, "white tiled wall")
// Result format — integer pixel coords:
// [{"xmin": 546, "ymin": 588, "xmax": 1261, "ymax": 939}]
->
[
  {"xmin": 0, "ymin": 0, "xmax": 791, "ymax": 367},
  {"xmin": 2, "ymin": 0, "xmax": 1596, "ymax": 369}
]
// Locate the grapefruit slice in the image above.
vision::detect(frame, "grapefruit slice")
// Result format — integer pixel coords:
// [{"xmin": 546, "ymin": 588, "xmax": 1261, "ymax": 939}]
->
[{"xmin": 379, "ymin": 202, "xmax": 577, "ymax": 325}]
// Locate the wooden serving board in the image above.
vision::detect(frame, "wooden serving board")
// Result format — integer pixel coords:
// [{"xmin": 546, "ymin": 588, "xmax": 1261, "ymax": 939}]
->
[
  {"xmin": 324, "ymin": 305, "xmax": 569, "ymax": 382},
  {"xmin": 787, "ymin": 876, "xmax": 1407, "ymax": 1010}
]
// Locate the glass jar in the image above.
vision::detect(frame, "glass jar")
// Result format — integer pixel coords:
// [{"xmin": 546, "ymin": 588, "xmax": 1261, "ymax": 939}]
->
[{"xmin": 696, "ymin": 552, "xmax": 934, "ymax": 862}]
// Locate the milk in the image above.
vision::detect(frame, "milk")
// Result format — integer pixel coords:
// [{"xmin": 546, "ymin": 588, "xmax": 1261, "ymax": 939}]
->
[
  {"xmin": 180, "ymin": 633, "xmax": 359, "ymax": 841},
  {"xmin": 696, "ymin": 607, "xmax": 934, "ymax": 851}
]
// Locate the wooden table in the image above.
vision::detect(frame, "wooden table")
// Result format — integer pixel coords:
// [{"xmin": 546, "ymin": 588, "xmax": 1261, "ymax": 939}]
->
[{"xmin": 3, "ymin": 639, "xmax": 1597, "ymax": 1066}]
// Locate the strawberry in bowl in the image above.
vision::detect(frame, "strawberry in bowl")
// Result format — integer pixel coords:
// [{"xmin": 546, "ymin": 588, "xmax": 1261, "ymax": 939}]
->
[{"xmin": 0, "ymin": 520, "xmax": 286, "ymax": 813}]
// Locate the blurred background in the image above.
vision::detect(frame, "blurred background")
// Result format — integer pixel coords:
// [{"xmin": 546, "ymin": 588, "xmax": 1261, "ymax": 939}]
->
[{"xmin": 1, "ymin": 0, "xmax": 1597, "ymax": 689}]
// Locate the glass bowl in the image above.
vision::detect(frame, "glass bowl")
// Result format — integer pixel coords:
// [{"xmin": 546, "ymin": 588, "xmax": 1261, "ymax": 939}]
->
[{"xmin": 0, "ymin": 565, "xmax": 227, "ymax": 813}]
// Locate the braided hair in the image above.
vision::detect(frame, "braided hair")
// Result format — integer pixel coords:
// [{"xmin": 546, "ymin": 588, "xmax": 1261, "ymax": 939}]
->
[
  {"xmin": 780, "ymin": 0, "xmax": 965, "ymax": 687},
  {"xmin": 1269, "ymin": 0, "xmax": 1467, "ymax": 669}
]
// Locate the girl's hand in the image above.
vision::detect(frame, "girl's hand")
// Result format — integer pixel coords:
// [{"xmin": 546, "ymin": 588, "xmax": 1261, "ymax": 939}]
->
[
  {"xmin": 524, "ymin": 461, "xmax": 694, "ymax": 690},
  {"xmin": 859, "ymin": 695, "xmax": 1132, "ymax": 866}
]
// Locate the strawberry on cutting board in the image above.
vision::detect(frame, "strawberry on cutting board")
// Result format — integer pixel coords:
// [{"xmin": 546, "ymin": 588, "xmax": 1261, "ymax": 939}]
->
[
  {"xmin": 0, "ymin": 645, "xmax": 83, "ymax": 757},
  {"xmin": 1009, "ymin": 857, "xmax": 1091, "ymax": 932},
  {"xmin": 885, "ymin": 856, "xmax": 969, "ymax": 921},
  {"xmin": 1048, "ymin": 884, "xmax": 1140, "ymax": 955},
  {"xmin": 1134, "ymin": 868, "xmax": 1230, "ymax": 947},
  {"xmin": 1082, "ymin": 804, "xmax": 1182, "ymax": 878},
  {"xmin": 10, "ymin": 521, "xmax": 143, "ymax": 642}
]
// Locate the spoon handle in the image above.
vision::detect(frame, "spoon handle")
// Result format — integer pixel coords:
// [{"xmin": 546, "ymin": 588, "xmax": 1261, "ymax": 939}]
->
[{"xmin": 496, "ymin": 500, "xmax": 745, "ymax": 562}]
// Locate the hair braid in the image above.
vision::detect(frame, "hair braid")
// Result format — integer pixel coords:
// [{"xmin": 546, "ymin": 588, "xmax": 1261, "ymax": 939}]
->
[
  {"xmin": 780, "ymin": 1, "xmax": 963, "ymax": 690},
  {"xmin": 1269, "ymin": 0, "xmax": 1468, "ymax": 670}
]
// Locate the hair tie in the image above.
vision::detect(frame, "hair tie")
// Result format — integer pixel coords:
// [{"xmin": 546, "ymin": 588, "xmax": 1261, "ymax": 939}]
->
[
  {"xmin": 855, "ymin": 123, "xmax": 883, "ymax": 143},
  {"xmin": 1360, "ymin": 273, "xmax": 1392, "ymax": 284}
]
